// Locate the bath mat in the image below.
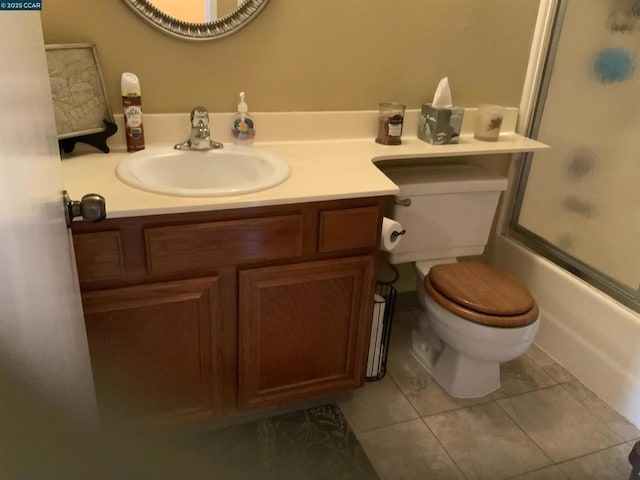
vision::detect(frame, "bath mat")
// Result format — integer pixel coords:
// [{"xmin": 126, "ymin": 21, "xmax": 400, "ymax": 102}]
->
[
  {"xmin": 198, "ymin": 404, "xmax": 379, "ymax": 480},
  {"xmin": 123, "ymin": 404, "xmax": 379, "ymax": 480}
]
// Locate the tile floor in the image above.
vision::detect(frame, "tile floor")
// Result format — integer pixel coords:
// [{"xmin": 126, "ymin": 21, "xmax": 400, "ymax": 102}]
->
[{"xmin": 338, "ymin": 310, "xmax": 640, "ymax": 480}]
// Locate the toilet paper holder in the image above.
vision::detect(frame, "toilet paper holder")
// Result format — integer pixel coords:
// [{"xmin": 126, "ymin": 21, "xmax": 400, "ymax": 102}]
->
[
  {"xmin": 394, "ymin": 198, "xmax": 411, "ymax": 207},
  {"xmin": 390, "ymin": 229, "xmax": 406, "ymax": 241}
]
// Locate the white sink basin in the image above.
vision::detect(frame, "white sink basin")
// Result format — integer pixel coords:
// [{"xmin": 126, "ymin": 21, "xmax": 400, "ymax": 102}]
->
[{"xmin": 115, "ymin": 145, "xmax": 290, "ymax": 197}]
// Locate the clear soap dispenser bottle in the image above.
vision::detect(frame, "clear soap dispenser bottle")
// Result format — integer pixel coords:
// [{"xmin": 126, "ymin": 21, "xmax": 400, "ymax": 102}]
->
[{"xmin": 232, "ymin": 92, "xmax": 255, "ymax": 146}]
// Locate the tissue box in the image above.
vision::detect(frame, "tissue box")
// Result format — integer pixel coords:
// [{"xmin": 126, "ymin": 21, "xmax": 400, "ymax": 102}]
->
[{"xmin": 418, "ymin": 104, "xmax": 465, "ymax": 145}]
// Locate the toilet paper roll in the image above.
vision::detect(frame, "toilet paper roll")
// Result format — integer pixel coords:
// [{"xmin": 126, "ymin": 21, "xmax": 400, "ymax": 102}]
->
[{"xmin": 381, "ymin": 217, "xmax": 405, "ymax": 252}]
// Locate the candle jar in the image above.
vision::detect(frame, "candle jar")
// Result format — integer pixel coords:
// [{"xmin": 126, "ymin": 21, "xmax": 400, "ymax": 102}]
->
[
  {"xmin": 375, "ymin": 103, "xmax": 406, "ymax": 145},
  {"xmin": 474, "ymin": 104, "xmax": 505, "ymax": 142}
]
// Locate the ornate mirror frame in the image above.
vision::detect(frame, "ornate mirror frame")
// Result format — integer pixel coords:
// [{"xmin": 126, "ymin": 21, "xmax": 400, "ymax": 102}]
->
[{"xmin": 122, "ymin": 0, "xmax": 271, "ymax": 41}]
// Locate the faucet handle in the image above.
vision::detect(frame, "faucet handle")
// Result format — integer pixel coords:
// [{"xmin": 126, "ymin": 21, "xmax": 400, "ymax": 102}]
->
[{"xmin": 191, "ymin": 106, "xmax": 209, "ymax": 128}]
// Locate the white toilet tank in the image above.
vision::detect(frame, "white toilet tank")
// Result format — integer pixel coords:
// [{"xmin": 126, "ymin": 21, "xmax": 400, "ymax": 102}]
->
[{"xmin": 381, "ymin": 163, "xmax": 508, "ymax": 264}]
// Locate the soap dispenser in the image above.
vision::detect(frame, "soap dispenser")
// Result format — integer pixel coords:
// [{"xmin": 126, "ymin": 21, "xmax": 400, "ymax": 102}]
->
[{"xmin": 232, "ymin": 92, "xmax": 255, "ymax": 146}]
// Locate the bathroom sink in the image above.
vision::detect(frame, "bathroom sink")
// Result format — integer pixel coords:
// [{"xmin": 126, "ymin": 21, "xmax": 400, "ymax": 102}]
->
[{"xmin": 115, "ymin": 145, "xmax": 290, "ymax": 197}]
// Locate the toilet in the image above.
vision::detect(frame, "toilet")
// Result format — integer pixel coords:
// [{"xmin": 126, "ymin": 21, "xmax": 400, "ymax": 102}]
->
[{"xmin": 382, "ymin": 163, "xmax": 540, "ymax": 398}]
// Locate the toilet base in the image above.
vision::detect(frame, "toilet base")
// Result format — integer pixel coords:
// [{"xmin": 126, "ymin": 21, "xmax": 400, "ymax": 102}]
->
[{"xmin": 411, "ymin": 328, "xmax": 501, "ymax": 398}]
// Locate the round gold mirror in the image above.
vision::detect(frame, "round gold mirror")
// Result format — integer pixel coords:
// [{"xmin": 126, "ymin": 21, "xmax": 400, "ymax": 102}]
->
[{"xmin": 122, "ymin": 0, "xmax": 270, "ymax": 41}]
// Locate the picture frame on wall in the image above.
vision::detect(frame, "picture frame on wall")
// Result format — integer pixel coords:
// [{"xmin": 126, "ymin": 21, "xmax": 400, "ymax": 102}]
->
[{"xmin": 45, "ymin": 43, "xmax": 117, "ymax": 153}]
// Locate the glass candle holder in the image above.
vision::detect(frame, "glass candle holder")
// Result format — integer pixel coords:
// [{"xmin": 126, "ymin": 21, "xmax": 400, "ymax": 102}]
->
[
  {"xmin": 375, "ymin": 103, "xmax": 406, "ymax": 145},
  {"xmin": 474, "ymin": 104, "xmax": 505, "ymax": 142}
]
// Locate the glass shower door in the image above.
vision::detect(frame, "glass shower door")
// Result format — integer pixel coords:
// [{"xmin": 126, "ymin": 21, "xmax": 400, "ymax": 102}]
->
[{"xmin": 510, "ymin": 0, "xmax": 640, "ymax": 311}]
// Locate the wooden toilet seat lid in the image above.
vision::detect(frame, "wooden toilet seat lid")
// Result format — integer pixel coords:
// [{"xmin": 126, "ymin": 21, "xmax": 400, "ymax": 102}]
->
[{"xmin": 424, "ymin": 262, "xmax": 539, "ymax": 328}]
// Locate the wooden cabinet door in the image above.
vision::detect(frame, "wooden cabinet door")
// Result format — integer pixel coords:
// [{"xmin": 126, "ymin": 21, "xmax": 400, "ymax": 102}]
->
[
  {"xmin": 238, "ymin": 256, "xmax": 375, "ymax": 410},
  {"xmin": 82, "ymin": 277, "xmax": 222, "ymax": 425}
]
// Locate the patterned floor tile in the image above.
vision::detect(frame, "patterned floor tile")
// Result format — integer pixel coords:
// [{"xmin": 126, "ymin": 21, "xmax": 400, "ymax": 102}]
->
[
  {"xmin": 356, "ymin": 315, "xmax": 639, "ymax": 480},
  {"xmin": 525, "ymin": 344, "xmax": 557, "ymax": 367},
  {"xmin": 561, "ymin": 380, "xmax": 640, "ymax": 442},
  {"xmin": 358, "ymin": 419, "xmax": 464, "ymax": 480},
  {"xmin": 541, "ymin": 364, "xmax": 576, "ymax": 384},
  {"xmin": 424, "ymin": 402, "xmax": 551, "ymax": 480},
  {"xmin": 509, "ymin": 465, "xmax": 568, "ymax": 479},
  {"xmin": 337, "ymin": 375, "xmax": 418, "ymax": 433},
  {"xmin": 494, "ymin": 357, "xmax": 557, "ymax": 398},
  {"xmin": 524, "ymin": 344, "xmax": 575, "ymax": 384},
  {"xmin": 498, "ymin": 385, "xmax": 623, "ymax": 462},
  {"xmin": 557, "ymin": 444, "xmax": 632, "ymax": 479}
]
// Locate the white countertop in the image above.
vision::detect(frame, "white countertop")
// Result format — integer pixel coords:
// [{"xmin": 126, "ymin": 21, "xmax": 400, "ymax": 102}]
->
[{"xmin": 61, "ymin": 109, "xmax": 548, "ymax": 219}]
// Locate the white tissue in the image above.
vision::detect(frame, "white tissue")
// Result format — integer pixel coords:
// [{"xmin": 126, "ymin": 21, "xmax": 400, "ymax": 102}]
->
[
  {"xmin": 380, "ymin": 217, "xmax": 404, "ymax": 252},
  {"xmin": 432, "ymin": 77, "xmax": 453, "ymax": 108}
]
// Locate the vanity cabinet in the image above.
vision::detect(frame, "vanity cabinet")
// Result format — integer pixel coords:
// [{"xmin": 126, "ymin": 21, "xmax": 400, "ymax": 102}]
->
[
  {"xmin": 71, "ymin": 197, "xmax": 385, "ymax": 426},
  {"xmin": 82, "ymin": 277, "xmax": 222, "ymax": 423},
  {"xmin": 238, "ymin": 256, "xmax": 373, "ymax": 410}
]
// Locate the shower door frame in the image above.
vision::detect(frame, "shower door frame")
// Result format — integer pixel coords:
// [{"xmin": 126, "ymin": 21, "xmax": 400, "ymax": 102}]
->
[{"xmin": 506, "ymin": 0, "xmax": 640, "ymax": 313}]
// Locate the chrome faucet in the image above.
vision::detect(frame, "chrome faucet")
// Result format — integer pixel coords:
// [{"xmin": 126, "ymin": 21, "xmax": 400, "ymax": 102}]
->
[{"xmin": 174, "ymin": 106, "xmax": 223, "ymax": 150}]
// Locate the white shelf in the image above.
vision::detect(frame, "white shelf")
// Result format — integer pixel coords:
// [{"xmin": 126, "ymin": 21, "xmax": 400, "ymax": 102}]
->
[{"xmin": 371, "ymin": 133, "xmax": 547, "ymax": 163}]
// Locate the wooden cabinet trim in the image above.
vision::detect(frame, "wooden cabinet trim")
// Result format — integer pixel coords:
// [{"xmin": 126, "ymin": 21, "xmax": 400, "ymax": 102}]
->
[
  {"xmin": 73, "ymin": 231, "xmax": 125, "ymax": 283},
  {"xmin": 318, "ymin": 206, "xmax": 381, "ymax": 253},
  {"xmin": 145, "ymin": 214, "xmax": 304, "ymax": 275}
]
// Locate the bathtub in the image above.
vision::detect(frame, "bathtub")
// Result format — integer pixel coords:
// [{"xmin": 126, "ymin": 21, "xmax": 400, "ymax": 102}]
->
[{"xmin": 490, "ymin": 235, "xmax": 640, "ymax": 428}]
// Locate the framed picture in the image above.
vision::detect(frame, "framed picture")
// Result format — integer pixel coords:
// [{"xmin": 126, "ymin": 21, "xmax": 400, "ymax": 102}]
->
[{"xmin": 45, "ymin": 43, "xmax": 114, "ymax": 140}]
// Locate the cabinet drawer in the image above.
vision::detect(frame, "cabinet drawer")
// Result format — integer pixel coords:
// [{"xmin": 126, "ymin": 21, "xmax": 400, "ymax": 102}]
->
[
  {"xmin": 318, "ymin": 207, "xmax": 380, "ymax": 253},
  {"xmin": 73, "ymin": 231, "xmax": 124, "ymax": 283},
  {"xmin": 145, "ymin": 214, "xmax": 304, "ymax": 274}
]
